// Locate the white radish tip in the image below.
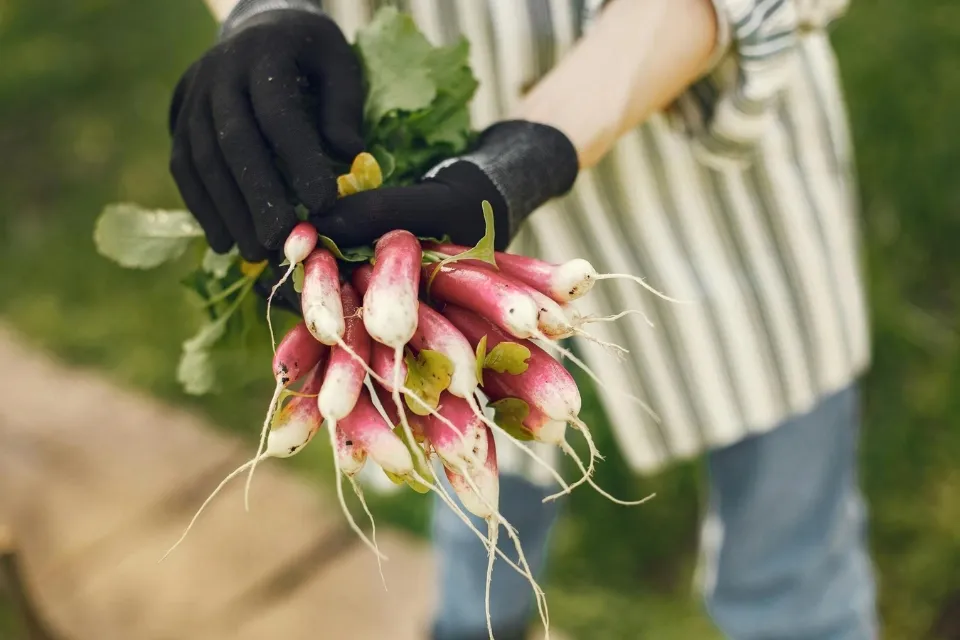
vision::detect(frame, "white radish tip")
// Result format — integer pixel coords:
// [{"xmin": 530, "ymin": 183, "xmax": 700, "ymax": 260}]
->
[
  {"xmin": 553, "ymin": 258, "xmax": 597, "ymax": 301},
  {"xmin": 284, "ymin": 223, "xmax": 319, "ymax": 263},
  {"xmin": 503, "ymin": 295, "xmax": 541, "ymax": 338},
  {"xmin": 265, "ymin": 417, "xmax": 315, "ymax": 458},
  {"xmin": 539, "ymin": 420, "xmax": 568, "ymax": 445},
  {"xmin": 373, "ymin": 434, "xmax": 415, "ymax": 476}
]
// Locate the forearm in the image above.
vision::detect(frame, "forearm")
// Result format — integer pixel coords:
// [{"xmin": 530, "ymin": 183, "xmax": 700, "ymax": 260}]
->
[
  {"xmin": 204, "ymin": 0, "xmax": 237, "ymax": 21},
  {"xmin": 517, "ymin": 0, "xmax": 720, "ymax": 169}
]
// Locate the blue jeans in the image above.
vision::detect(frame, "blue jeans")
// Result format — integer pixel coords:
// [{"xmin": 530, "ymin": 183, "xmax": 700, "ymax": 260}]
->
[{"xmin": 429, "ymin": 384, "xmax": 878, "ymax": 640}]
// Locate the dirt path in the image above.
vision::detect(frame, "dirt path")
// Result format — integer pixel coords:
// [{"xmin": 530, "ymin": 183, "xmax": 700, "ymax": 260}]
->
[{"xmin": 0, "ymin": 324, "xmax": 436, "ymax": 640}]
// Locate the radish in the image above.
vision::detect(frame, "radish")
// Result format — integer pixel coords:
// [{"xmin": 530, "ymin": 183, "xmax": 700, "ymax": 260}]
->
[
  {"xmin": 310, "ymin": 282, "xmax": 385, "ymax": 565},
  {"xmin": 317, "ymin": 282, "xmax": 371, "ymax": 422},
  {"xmin": 339, "ymin": 386, "xmax": 414, "ymax": 476},
  {"xmin": 301, "ymin": 248, "xmax": 345, "ymax": 345},
  {"xmin": 423, "ymin": 262, "xmax": 540, "ymax": 339},
  {"xmin": 267, "ymin": 222, "xmax": 318, "ymax": 350},
  {"xmin": 408, "ymin": 303, "xmax": 479, "ymax": 399},
  {"xmin": 370, "ymin": 340, "xmax": 404, "ymax": 393},
  {"xmin": 335, "ymin": 424, "xmax": 367, "ymax": 477},
  {"xmin": 163, "ymin": 362, "xmax": 327, "ymax": 560},
  {"xmin": 444, "ymin": 305, "xmax": 653, "ymax": 505},
  {"xmin": 245, "ymin": 325, "xmax": 329, "ymax": 510},
  {"xmin": 426, "ymin": 242, "xmax": 688, "ymax": 305},
  {"xmin": 361, "ymin": 230, "xmax": 421, "ymax": 347},
  {"xmin": 360, "ymin": 231, "xmax": 427, "ymax": 472},
  {"xmin": 422, "ymin": 392, "xmax": 486, "ymax": 471}
]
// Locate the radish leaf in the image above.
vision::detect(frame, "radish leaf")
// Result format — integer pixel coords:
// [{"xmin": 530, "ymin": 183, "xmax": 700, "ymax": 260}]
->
[
  {"xmin": 483, "ymin": 342, "xmax": 530, "ymax": 375},
  {"xmin": 490, "ymin": 398, "xmax": 535, "ymax": 441},
  {"xmin": 403, "ymin": 348, "xmax": 454, "ymax": 415},
  {"xmin": 475, "ymin": 335, "xmax": 488, "ymax": 386},
  {"xmin": 94, "ymin": 203, "xmax": 203, "ymax": 269},
  {"xmin": 292, "ymin": 262, "xmax": 305, "ymax": 293},
  {"xmin": 318, "ymin": 235, "xmax": 375, "ymax": 263}
]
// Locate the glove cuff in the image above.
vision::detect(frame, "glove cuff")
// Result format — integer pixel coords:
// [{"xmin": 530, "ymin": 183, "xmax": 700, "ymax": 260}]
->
[
  {"xmin": 219, "ymin": 0, "xmax": 325, "ymax": 39},
  {"xmin": 427, "ymin": 120, "xmax": 579, "ymax": 240}
]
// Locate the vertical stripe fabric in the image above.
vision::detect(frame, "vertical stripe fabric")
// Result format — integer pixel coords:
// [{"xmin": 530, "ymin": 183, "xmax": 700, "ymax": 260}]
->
[{"xmin": 322, "ymin": 0, "xmax": 870, "ymax": 475}]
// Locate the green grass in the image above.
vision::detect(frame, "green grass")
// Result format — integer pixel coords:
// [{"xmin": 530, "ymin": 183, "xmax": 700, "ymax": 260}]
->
[{"xmin": 0, "ymin": 1, "xmax": 958, "ymax": 638}]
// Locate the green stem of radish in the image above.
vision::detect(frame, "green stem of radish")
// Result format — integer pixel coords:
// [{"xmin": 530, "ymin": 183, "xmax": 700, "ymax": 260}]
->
[{"xmin": 200, "ymin": 276, "xmax": 252, "ymax": 307}]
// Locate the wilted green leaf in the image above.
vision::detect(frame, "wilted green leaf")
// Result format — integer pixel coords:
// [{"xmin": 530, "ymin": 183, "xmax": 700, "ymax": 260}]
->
[
  {"xmin": 490, "ymin": 397, "xmax": 535, "ymax": 441},
  {"xmin": 484, "ymin": 342, "xmax": 531, "ymax": 375},
  {"xmin": 370, "ymin": 144, "xmax": 396, "ymax": 180},
  {"xmin": 94, "ymin": 203, "xmax": 203, "ymax": 269},
  {"xmin": 403, "ymin": 348, "xmax": 454, "ymax": 415}
]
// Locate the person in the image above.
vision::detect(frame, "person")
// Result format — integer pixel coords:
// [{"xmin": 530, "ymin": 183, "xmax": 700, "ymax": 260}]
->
[{"xmin": 169, "ymin": 0, "xmax": 878, "ymax": 638}]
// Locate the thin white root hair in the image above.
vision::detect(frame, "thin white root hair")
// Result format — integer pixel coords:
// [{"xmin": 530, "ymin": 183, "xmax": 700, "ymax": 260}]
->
[
  {"xmin": 410, "ymin": 470, "xmax": 547, "ymax": 609},
  {"xmin": 160, "ymin": 456, "xmax": 260, "ymax": 562},
  {"xmin": 581, "ymin": 308, "xmax": 655, "ymax": 328},
  {"xmin": 266, "ymin": 262, "xmax": 296, "ymax": 353},
  {"xmin": 557, "ymin": 421, "xmax": 657, "ymax": 507},
  {"xmin": 244, "ymin": 379, "xmax": 285, "ymax": 512},
  {"xmin": 467, "ymin": 395, "xmax": 570, "ymax": 494},
  {"xmin": 545, "ymin": 439, "xmax": 597, "ymax": 501},
  {"xmin": 447, "ymin": 465, "xmax": 551, "ymax": 637},
  {"xmin": 485, "ymin": 518, "xmax": 498, "ymax": 640},
  {"xmin": 593, "ymin": 273, "xmax": 693, "ymax": 305},
  {"xmin": 572, "ymin": 328, "xmax": 630, "ymax": 360},
  {"xmin": 349, "ymin": 476, "xmax": 387, "ymax": 591},
  {"xmin": 534, "ymin": 331, "xmax": 662, "ymax": 425},
  {"xmin": 327, "ymin": 420, "xmax": 388, "ymax": 562}
]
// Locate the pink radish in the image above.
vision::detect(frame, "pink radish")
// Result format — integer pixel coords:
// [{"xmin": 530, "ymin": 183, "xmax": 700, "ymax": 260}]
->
[
  {"xmin": 317, "ymin": 283, "xmax": 370, "ymax": 421},
  {"xmin": 426, "ymin": 241, "xmax": 687, "ymax": 304},
  {"xmin": 245, "ymin": 326, "xmax": 329, "ymax": 509},
  {"xmin": 422, "ymin": 392, "xmax": 486, "ymax": 471},
  {"xmin": 335, "ymin": 424, "xmax": 367, "ymax": 477},
  {"xmin": 339, "ymin": 387, "xmax": 414, "ymax": 476},
  {"xmin": 360, "ymin": 231, "xmax": 427, "ymax": 471},
  {"xmin": 445, "ymin": 305, "xmax": 653, "ymax": 505},
  {"xmin": 423, "ymin": 262, "xmax": 540, "ymax": 339},
  {"xmin": 408, "ymin": 304, "xmax": 479, "ymax": 399},
  {"xmin": 267, "ymin": 222, "xmax": 318, "ymax": 350},
  {"xmin": 370, "ymin": 341, "xmax": 404, "ymax": 393},
  {"xmin": 480, "ymin": 374, "xmax": 568, "ymax": 445},
  {"xmin": 361, "ymin": 230, "xmax": 421, "ymax": 348},
  {"xmin": 301, "ymin": 248, "xmax": 345, "ymax": 345},
  {"xmin": 443, "ymin": 305, "xmax": 581, "ymax": 421},
  {"xmin": 272, "ymin": 320, "xmax": 327, "ymax": 385}
]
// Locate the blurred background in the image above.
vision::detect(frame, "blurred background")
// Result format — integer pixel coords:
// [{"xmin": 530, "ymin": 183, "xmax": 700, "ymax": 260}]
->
[{"xmin": 1, "ymin": 1, "xmax": 958, "ymax": 639}]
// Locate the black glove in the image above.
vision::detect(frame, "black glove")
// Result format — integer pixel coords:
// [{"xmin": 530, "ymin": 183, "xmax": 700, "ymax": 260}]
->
[
  {"xmin": 310, "ymin": 120, "xmax": 580, "ymax": 252},
  {"xmin": 168, "ymin": 0, "xmax": 365, "ymax": 262}
]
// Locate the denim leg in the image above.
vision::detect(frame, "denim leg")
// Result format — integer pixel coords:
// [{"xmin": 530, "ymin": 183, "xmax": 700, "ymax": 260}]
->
[
  {"xmin": 700, "ymin": 383, "xmax": 879, "ymax": 640},
  {"xmin": 430, "ymin": 472, "xmax": 562, "ymax": 640}
]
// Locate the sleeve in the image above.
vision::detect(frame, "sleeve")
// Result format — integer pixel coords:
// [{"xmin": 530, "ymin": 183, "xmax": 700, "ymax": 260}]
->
[
  {"xmin": 680, "ymin": 0, "xmax": 851, "ymax": 169},
  {"xmin": 219, "ymin": 0, "xmax": 325, "ymax": 39}
]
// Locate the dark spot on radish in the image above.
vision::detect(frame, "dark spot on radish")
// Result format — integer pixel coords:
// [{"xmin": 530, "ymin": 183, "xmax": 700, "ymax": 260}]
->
[{"xmin": 345, "ymin": 439, "xmax": 353, "ymax": 446}]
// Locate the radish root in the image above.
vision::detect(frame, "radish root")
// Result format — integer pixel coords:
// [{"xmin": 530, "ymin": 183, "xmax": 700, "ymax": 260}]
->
[
  {"xmin": 593, "ymin": 273, "xmax": 693, "ymax": 305},
  {"xmin": 244, "ymin": 379, "xmax": 285, "ymax": 511},
  {"xmin": 160, "ymin": 456, "xmax": 260, "ymax": 562},
  {"xmin": 327, "ymin": 419, "xmax": 388, "ymax": 563},
  {"xmin": 349, "ymin": 475, "xmax": 387, "ymax": 591},
  {"xmin": 266, "ymin": 262, "xmax": 297, "ymax": 353}
]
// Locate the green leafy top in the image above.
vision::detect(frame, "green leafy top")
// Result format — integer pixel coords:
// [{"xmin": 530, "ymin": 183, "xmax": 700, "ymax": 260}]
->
[{"xmin": 355, "ymin": 6, "xmax": 478, "ymax": 185}]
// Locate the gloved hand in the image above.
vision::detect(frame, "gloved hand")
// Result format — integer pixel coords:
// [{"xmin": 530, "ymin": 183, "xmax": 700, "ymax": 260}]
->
[
  {"xmin": 168, "ymin": 0, "xmax": 364, "ymax": 262},
  {"xmin": 311, "ymin": 120, "xmax": 580, "ymax": 252}
]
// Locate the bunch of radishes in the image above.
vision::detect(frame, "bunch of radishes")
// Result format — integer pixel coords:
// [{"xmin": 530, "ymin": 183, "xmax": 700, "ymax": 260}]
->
[{"xmin": 165, "ymin": 197, "xmax": 677, "ymax": 639}]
